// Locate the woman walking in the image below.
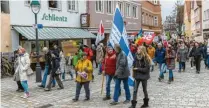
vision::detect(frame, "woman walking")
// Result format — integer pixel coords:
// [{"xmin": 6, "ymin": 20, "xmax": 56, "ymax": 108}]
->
[
  {"xmin": 190, "ymin": 42, "xmax": 203, "ymax": 74},
  {"xmin": 165, "ymin": 44, "xmax": 176, "ymax": 84},
  {"xmin": 72, "ymin": 53, "xmax": 93, "ymax": 101},
  {"xmin": 177, "ymin": 42, "xmax": 188, "ymax": 72},
  {"xmin": 15, "ymin": 48, "xmax": 31, "ymax": 98},
  {"xmin": 102, "ymin": 46, "xmax": 117, "ymax": 100},
  {"xmin": 129, "ymin": 46, "xmax": 151, "ymax": 108}
]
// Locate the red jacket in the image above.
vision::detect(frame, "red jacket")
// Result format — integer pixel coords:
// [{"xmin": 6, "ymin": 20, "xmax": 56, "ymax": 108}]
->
[
  {"xmin": 102, "ymin": 52, "xmax": 116, "ymax": 76},
  {"xmin": 84, "ymin": 47, "xmax": 93, "ymax": 60}
]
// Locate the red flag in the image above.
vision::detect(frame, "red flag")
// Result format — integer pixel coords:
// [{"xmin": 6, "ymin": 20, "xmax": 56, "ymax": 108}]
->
[
  {"xmin": 95, "ymin": 20, "xmax": 105, "ymax": 45},
  {"xmin": 142, "ymin": 33, "xmax": 156, "ymax": 45}
]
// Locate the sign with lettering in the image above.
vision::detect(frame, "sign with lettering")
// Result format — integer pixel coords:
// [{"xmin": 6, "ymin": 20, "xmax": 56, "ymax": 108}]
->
[{"xmin": 41, "ymin": 13, "xmax": 67, "ymax": 22}]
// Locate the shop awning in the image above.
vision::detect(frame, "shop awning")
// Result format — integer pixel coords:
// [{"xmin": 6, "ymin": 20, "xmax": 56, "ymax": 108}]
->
[{"xmin": 13, "ymin": 26, "xmax": 96, "ymax": 40}]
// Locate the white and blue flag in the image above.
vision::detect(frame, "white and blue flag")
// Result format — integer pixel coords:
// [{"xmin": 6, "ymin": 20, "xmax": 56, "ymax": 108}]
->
[{"xmin": 109, "ymin": 5, "xmax": 134, "ymax": 87}]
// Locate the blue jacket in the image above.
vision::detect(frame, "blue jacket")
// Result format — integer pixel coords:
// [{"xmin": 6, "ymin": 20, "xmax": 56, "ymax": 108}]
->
[{"xmin": 155, "ymin": 48, "xmax": 166, "ymax": 64}]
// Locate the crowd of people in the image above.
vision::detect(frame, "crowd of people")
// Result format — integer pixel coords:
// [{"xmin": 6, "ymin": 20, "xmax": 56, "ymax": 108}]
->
[{"xmin": 13, "ymin": 38, "xmax": 209, "ymax": 108}]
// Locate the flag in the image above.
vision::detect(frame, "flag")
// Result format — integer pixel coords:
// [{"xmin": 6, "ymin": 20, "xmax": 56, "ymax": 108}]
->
[
  {"xmin": 95, "ymin": 20, "xmax": 105, "ymax": 45},
  {"xmin": 135, "ymin": 29, "xmax": 143, "ymax": 45},
  {"xmin": 142, "ymin": 32, "xmax": 156, "ymax": 45},
  {"xmin": 109, "ymin": 5, "xmax": 134, "ymax": 87}
]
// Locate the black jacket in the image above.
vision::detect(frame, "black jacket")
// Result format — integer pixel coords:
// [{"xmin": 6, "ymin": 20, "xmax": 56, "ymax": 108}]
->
[
  {"xmin": 190, "ymin": 46, "xmax": 203, "ymax": 58},
  {"xmin": 133, "ymin": 54, "xmax": 150, "ymax": 80},
  {"xmin": 45, "ymin": 51, "xmax": 52, "ymax": 75}
]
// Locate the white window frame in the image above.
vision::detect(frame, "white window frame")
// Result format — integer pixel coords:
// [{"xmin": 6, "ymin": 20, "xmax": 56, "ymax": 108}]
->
[
  {"xmin": 67, "ymin": 0, "xmax": 78, "ymax": 12},
  {"xmin": 126, "ymin": 3, "xmax": 131, "ymax": 18},
  {"xmin": 142, "ymin": 13, "xmax": 145, "ymax": 24},
  {"xmin": 95, "ymin": 0, "xmax": 104, "ymax": 13},
  {"xmin": 48, "ymin": 0, "xmax": 62, "ymax": 11},
  {"xmin": 106, "ymin": 0, "xmax": 113, "ymax": 14},
  {"xmin": 154, "ymin": 16, "xmax": 158, "ymax": 26},
  {"xmin": 132, "ymin": 5, "xmax": 138, "ymax": 19},
  {"xmin": 118, "ymin": 2, "xmax": 124, "ymax": 16},
  {"xmin": 154, "ymin": 0, "xmax": 158, "ymax": 5},
  {"xmin": 24, "ymin": 0, "xmax": 31, "ymax": 6}
]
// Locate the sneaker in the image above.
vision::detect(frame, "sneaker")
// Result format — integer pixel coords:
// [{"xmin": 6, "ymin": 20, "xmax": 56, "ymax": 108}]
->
[
  {"xmin": 191, "ymin": 67, "xmax": 194, "ymax": 69},
  {"xmin": 72, "ymin": 98, "xmax": 78, "ymax": 102},
  {"xmin": 84, "ymin": 98, "xmax": 90, "ymax": 101},
  {"xmin": 167, "ymin": 80, "xmax": 171, "ymax": 84},
  {"xmin": 57, "ymin": 87, "xmax": 64, "ymax": 90},
  {"xmin": 52, "ymin": 85, "xmax": 55, "ymax": 88},
  {"xmin": 21, "ymin": 93, "xmax": 29, "ymax": 98},
  {"xmin": 38, "ymin": 85, "xmax": 45, "ymax": 88},
  {"xmin": 110, "ymin": 101, "xmax": 118, "ymax": 105},
  {"xmin": 158, "ymin": 77, "xmax": 162, "ymax": 82},
  {"xmin": 44, "ymin": 88, "xmax": 51, "ymax": 91},
  {"xmin": 103, "ymin": 96, "xmax": 111, "ymax": 101},
  {"xmin": 123, "ymin": 100, "xmax": 130, "ymax": 104}
]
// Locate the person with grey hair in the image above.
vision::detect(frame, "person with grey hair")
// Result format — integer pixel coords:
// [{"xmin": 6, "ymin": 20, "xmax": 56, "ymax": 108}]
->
[
  {"xmin": 110, "ymin": 44, "xmax": 131, "ymax": 105},
  {"xmin": 155, "ymin": 43, "xmax": 166, "ymax": 82},
  {"xmin": 38, "ymin": 47, "xmax": 56, "ymax": 88}
]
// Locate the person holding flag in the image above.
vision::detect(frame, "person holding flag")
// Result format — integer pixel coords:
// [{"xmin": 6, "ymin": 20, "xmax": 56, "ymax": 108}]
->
[{"xmin": 110, "ymin": 44, "xmax": 131, "ymax": 105}]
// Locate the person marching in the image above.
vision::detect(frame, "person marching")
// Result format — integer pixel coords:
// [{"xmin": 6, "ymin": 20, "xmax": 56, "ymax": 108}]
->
[
  {"xmin": 177, "ymin": 42, "xmax": 188, "ymax": 72},
  {"xmin": 110, "ymin": 44, "xmax": 131, "ymax": 105},
  {"xmin": 129, "ymin": 46, "xmax": 151, "ymax": 108},
  {"xmin": 190, "ymin": 42, "xmax": 203, "ymax": 74},
  {"xmin": 38, "ymin": 47, "xmax": 56, "ymax": 88},
  {"xmin": 96, "ymin": 43, "xmax": 104, "ymax": 75},
  {"xmin": 72, "ymin": 52, "xmax": 93, "ymax": 102},
  {"xmin": 101, "ymin": 46, "xmax": 117, "ymax": 101},
  {"xmin": 155, "ymin": 43, "xmax": 166, "ymax": 81},
  {"xmin": 165, "ymin": 44, "xmax": 176, "ymax": 84},
  {"xmin": 45, "ymin": 45, "xmax": 64, "ymax": 91},
  {"xmin": 15, "ymin": 48, "xmax": 31, "ymax": 98}
]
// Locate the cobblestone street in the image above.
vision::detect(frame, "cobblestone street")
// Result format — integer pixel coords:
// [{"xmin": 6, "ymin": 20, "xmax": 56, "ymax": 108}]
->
[{"xmin": 1, "ymin": 62, "xmax": 209, "ymax": 108}]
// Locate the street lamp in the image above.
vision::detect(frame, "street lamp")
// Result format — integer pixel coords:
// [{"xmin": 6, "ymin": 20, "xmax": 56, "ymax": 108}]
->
[{"xmin": 31, "ymin": 0, "xmax": 42, "ymax": 82}]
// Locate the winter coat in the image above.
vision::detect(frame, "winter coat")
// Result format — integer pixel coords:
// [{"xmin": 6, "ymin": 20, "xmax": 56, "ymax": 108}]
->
[
  {"xmin": 51, "ymin": 50, "xmax": 61, "ymax": 76},
  {"xmin": 15, "ymin": 53, "xmax": 30, "ymax": 81},
  {"xmin": 115, "ymin": 51, "xmax": 130, "ymax": 79},
  {"xmin": 147, "ymin": 47, "xmax": 156, "ymax": 59},
  {"xmin": 84, "ymin": 47, "xmax": 93, "ymax": 61},
  {"xmin": 177, "ymin": 47, "xmax": 188, "ymax": 62},
  {"xmin": 155, "ymin": 48, "xmax": 166, "ymax": 64},
  {"xmin": 190, "ymin": 46, "xmax": 203, "ymax": 58},
  {"xmin": 45, "ymin": 51, "xmax": 52, "ymax": 75},
  {"xmin": 75, "ymin": 59, "xmax": 93, "ymax": 82},
  {"xmin": 101, "ymin": 51, "xmax": 116, "ymax": 76},
  {"xmin": 166, "ymin": 49, "xmax": 176, "ymax": 70},
  {"xmin": 96, "ymin": 45, "xmax": 104, "ymax": 64},
  {"xmin": 133, "ymin": 54, "xmax": 150, "ymax": 80}
]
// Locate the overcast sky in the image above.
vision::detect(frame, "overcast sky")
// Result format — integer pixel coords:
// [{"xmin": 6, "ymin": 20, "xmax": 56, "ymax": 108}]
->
[{"xmin": 160, "ymin": 0, "xmax": 177, "ymax": 22}]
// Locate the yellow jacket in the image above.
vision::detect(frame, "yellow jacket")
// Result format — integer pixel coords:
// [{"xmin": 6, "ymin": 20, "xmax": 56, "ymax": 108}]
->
[
  {"xmin": 147, "ymin": 47, "xmax": 155, "ymax": 59},
  {"xmin": 75, "ymin": 59, "xmax": 93, "ymax": 82}
]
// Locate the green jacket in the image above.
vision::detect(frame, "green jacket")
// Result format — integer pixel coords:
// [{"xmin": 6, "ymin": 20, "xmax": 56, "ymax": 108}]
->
[{"xmin": 72, "ymin": 55, "xmax": 79, "ymax": 67}]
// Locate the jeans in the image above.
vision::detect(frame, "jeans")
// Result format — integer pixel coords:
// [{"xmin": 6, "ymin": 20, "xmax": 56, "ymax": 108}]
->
[
  {"xmin": 21, "ymin": 80, "xmax": 29, "ymax": 93},
  {"xmin": 105, "ymin": 75, "xmax": 121, "ymax": 97},
  {"xmin": 179, "ymin": 62, "xmax": 185, "ymax": 71},
  {"xmin": 113, "ymin": 78, "xmax": 131, "ymax": 102},
  {"xmin": 159, "ymin": 63, "xmax": 164, "ymax": 78},
  {"xmin": 98, "ymin": 63, "xmax": 102, "ymax": 74},
  {"xmin": 62, "ymin": 70, "xmax": 73, "ymax": 80},
  {"xmin": 133, "ymin": 80, "xmax": 148, "ymax": 101},
  {"xmin": 207, "ymin": 55, "xmax": 209, "ymax": 68},
  {"xmin": 75, "ymin": 81, "xmax": 90, "ymax": 99},
  {"xmin": 41, "ymin": 66, "xmax": 56, "ymax": 87},
  {"xmin": 168, "ymin": 69, "xmax": 173, "ymax": 78}
]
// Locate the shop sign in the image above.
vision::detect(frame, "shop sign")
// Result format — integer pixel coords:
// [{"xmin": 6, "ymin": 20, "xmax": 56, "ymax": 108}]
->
[{"xmin": 41, "ymin": 13, "xmax": 67, "ymax": 22}]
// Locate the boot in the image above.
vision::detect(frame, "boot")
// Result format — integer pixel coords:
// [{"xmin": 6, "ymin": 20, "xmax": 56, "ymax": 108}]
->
[
  {"xmin": 129, "ymin": 100, "xmax": 137, "ymax": 108},
  {"xmin": 141, "ymin": 98, "xmax": 149, "ymax": 108},
  {"xmin": 103, "ymin": 96, "xmax": 111, "ymax": 101}
]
